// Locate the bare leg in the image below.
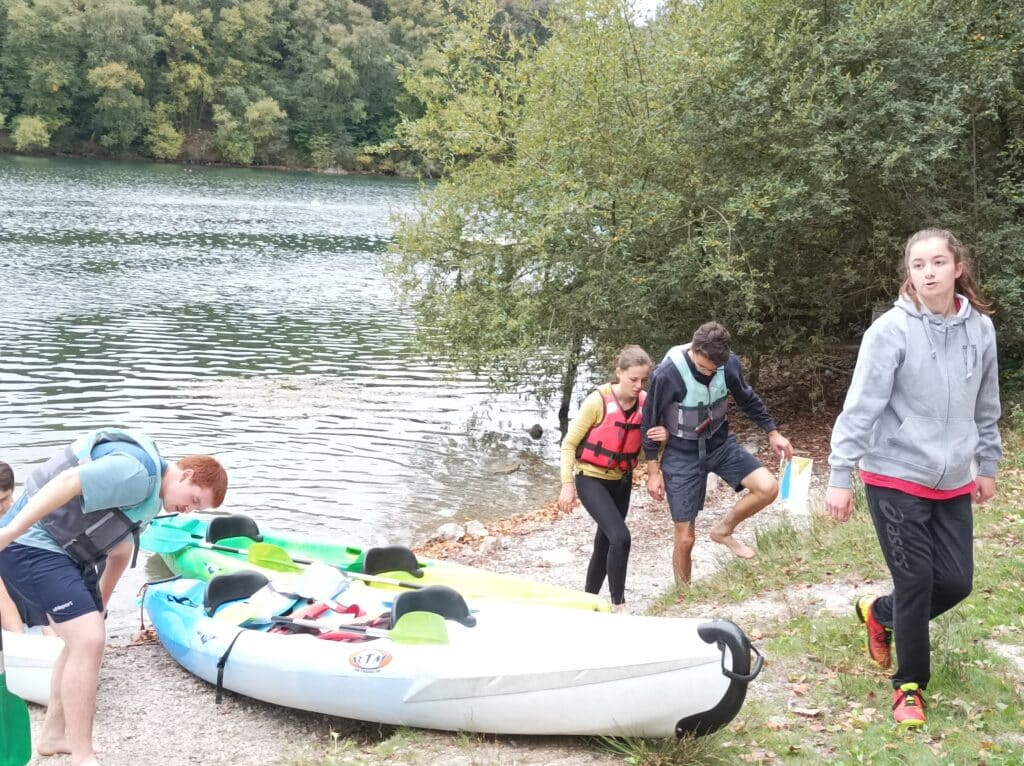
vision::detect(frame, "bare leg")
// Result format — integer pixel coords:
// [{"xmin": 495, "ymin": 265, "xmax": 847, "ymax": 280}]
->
[
  {"xmin": 37, "ymin": 611, "xmax": 105, "ymax": 766},
  {"xmin": 709, "ymin": 467, "xmax": 778, "ymax": 560},
  {"xmin": 97, "ymin": 541, "xmax": 131, "ymax": 608},
  {"xmin": 672, "ymin": 521, "xmax": 696, "ymax": 585},
  {"xmin": 37, "ymin": 644, "xmax": 69, "ymax": 755}
]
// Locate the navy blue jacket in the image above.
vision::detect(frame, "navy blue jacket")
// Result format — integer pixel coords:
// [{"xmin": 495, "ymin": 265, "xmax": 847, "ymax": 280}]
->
[{"xmin": 641, "ymin": 351, "xmax": 776, "ymax": 460}]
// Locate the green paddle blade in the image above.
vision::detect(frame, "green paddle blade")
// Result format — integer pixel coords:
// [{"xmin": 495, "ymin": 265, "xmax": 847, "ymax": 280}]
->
[
  {"xmin": 1, "ymin": 626, "xmax": 32, "ymax": 766},
  {"xmin": 247, "ymin": 542, "xmax": 302, "ymax": 573},
  {"xmin": 388, "ymin": 610, "xmax": 449, "ymax": 645}
]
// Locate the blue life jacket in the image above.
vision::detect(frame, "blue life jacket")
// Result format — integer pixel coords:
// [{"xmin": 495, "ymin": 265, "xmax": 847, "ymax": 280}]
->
[{"xmin": 666, "ymin": 344, "xmax": 729, "ymax": 440}]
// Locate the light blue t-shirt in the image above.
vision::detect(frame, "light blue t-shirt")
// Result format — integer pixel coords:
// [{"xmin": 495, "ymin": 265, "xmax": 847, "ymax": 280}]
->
[{"xmin": 2, "ymin": 441, "xmax": 165, "ymax": 555}]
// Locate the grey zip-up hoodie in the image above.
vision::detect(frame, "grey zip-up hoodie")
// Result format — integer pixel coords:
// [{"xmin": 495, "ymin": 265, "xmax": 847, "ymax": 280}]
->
[{"xmin": 828, "ymin": 293, "xmax": 1002, "ymax": 491}]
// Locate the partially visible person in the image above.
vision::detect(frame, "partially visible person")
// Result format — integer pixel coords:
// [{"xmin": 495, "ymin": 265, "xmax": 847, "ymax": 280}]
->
[
  {"xmin": 825, "ymin": 228, "xmax": 1001, "ymax": 728},
  {"xmin": 557, "ymin": 346, "xmax": 667, "ymax": 613},
  {"xmin": 0, "ymin": 459, "xmax": 24, "ymax": 631},
  {"xmin": 642, "ymin": 322, "xmax": 793, "ymax": 585},
  {"xmin": 0, "ymin": 461, "xmax": 13, "ymax": 513},
  {"xmin": 0, "ymin": 428, "xmax": 228, "ymax": 766}
]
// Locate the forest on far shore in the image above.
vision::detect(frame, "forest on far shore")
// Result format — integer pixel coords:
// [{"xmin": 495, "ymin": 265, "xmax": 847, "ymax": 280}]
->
[{"xmin": 0, "ymin": 0, "xmax": 549, "ymax": 172}]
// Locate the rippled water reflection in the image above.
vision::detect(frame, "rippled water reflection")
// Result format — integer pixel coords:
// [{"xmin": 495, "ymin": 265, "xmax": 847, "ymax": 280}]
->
[{"xmin": 0, "ymin": 156, "xmax": 564, "ymax": 579}]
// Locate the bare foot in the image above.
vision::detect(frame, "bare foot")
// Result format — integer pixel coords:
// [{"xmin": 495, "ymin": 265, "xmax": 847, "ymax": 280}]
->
[
  {"xmin": 37, "ymin": 736, "xmax": 69, "ymax": 756},
  {"xmin": 611, "ymin": 603, "xmax": 628, "ymax": 614},
  {"xmin": 37, "ymin": 739, "xmax": 102, "ymax": 757},
  {"xmin": 709, "ymin": 527, "xmax": 756, "ymax": 559}
]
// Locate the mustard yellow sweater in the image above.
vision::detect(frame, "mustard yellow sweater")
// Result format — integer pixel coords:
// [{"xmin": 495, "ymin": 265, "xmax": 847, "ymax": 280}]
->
[{"xmin": 560, "ymin": 389, "xmax": 632, "ymax": 485}]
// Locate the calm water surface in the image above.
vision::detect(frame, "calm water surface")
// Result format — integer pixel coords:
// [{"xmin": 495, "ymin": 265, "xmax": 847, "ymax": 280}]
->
[{"xmin": 0, "ymin": 156, "xmax": 567, "ymax": 633}]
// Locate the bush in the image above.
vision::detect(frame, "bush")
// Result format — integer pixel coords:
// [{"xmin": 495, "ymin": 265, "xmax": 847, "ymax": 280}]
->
[{"xmin": 12, "ymin": 115, "xmax": 51, "ymax": 151}]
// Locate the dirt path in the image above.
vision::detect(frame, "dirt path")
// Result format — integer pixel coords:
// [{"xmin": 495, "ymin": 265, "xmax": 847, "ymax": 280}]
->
[{"xmin": 24, "ymin": 439, "xmax": 833, "ymax": 766}]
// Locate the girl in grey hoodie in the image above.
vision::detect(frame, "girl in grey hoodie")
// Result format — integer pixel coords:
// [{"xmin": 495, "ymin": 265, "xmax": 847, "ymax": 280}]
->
[{"xmin": 825, "ymin": 228, "xmax": 1001, "ymax": 728}]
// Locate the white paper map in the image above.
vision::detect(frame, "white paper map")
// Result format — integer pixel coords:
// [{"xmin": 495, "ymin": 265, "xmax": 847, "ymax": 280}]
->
[{"xmin": 779, "ymin": 456, "xmax": 814, "ymax": 512}]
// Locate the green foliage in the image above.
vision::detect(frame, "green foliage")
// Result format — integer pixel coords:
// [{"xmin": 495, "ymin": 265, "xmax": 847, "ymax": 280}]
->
[
  {"xmin": 391, "ymin": 0, "xmax": 1024, "ymax": 404},
  {"xmin": 11, "ymin": 113, "xmax": 51, "ymax": 150},
  {"xmin": 87, "ymin": 62, "xmax": 148, "ymax": 150},
  {"xmin": 145, "ymin": 101, "xmax": 183, "ymax": 160},
  {"xmin": 307, "ymin": 133, "xmax": 338, "ymax": 169},
  {"xmin": 0, "ymin": 0, "xmax": 449, "ymax": 165},
  {"xmin": 211, "ymin": 96, "xmax": 286, "ymax": 164},
  {"xmin": 211, "ymin": 103, "xmax": 253, "ymax": 164},
  {"xmin": 2, "ymin": 0, "xmax": 84, "ymax": 126}
]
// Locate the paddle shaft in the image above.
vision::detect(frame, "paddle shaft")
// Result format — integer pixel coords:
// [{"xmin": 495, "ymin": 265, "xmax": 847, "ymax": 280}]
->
[{"xmin": 184, "ymin": 539, "xmax": 424, "ymax": 590}]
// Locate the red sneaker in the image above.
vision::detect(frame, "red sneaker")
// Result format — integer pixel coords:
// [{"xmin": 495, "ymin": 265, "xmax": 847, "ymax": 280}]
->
[
  {"xmin": 855, "ymin": 595, "xmax": 892, "ymax": 669},
  {"xmin": 892, "ymin": 683, "xmax": 926, "ymax": 727}
]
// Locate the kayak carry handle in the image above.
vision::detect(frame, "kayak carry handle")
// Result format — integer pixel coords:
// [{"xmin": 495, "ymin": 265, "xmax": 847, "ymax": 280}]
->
[
  {"xmin": 722, "ymin": 641, "xmax": 763, "ymax": 683},
  {"xmin": 696, "ymin": 619, "xmax": 762, "ymax": 681},
  {"xmin": 674, "ymin": 619, "xmax": 762, "ymax": 738}
]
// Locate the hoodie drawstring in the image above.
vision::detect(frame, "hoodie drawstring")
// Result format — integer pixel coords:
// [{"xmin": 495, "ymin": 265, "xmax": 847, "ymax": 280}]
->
[{"xmin": 919, "ymin": 315, "xmax": 938, "ymax": 360}]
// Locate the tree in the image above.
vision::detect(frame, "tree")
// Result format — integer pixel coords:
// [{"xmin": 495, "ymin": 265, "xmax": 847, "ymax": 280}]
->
[
  {"xmin": 145, "ymin": 101, "xmax": 183, "ymax": 159},
  {"xmin": 211, "ymin": 95, "xmax": 286, "ymax": 164},
  {"xmin": 1, "ymin": 0, "xmax": 85, "ymax": 131},
  {"xmin": 391, "ymin": 0, "xmax": 653, "ymax": 415},
  {"xmin": 86, "ymin": 61, "xmax": 148, "ymax": 149},
  {"xmin": 159, "ymin": 9, "xmax": 214, "ymax": 134}
]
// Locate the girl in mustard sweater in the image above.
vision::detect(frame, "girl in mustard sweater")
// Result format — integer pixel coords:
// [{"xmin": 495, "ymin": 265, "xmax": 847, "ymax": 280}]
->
[{"xmin": 557, "ymin": 346, "xmax": 666, "ymax": 612}]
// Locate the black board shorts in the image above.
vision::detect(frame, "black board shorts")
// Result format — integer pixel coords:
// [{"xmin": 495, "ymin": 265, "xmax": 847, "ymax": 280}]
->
[
  {"xmin": 0, "ymin": 542, "xmax": 103, "ymax": 624},
  {"xmin": 662, "ymin": 434, "xmax": 763, "ymax": 523}
]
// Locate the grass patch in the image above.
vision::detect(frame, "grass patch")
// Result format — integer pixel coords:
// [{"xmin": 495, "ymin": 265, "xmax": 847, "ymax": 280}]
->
[
  {"xmin": 595, "ymin": 732, "xmax": 735, "ymax": 765},
  {"xmin": 650, "ymin": 497, "xmax": 887, "ymax": 615}
]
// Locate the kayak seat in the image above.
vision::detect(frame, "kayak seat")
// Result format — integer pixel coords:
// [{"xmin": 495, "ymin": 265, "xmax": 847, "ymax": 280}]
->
[
  {"xmin": 363, "ymin": 545, "xmax": 423, "ymax": 577},
  {"xmin": 206, "ymin": 514, "xmax": 263, "ymax": 543},
  {"xmin": 391, "ymin": 584, "xmax": 475, "ymax": 628},
  {"xmin": 204, "ymin": 570, "xmax": 270, "ymax": 616}
]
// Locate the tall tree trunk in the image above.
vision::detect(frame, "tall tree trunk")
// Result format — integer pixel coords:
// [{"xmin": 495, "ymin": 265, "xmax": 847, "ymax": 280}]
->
[
  {"xmin": 557, "ymin": 340, "xmax": 582, "ymax": 439},
  {"xmin": 748, "ymin": 350, "xmax": 761, "ymax": 386}
]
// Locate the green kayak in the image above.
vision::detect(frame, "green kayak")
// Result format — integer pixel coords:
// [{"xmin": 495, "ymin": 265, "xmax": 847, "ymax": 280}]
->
[{"xmin": 140, "ymin": 514, "xmax": 610, "ymax": 612}]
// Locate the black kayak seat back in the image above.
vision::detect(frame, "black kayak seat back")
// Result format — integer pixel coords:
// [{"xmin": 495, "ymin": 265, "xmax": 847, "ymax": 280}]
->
[
  {"xmin": 204, "ymin": 570, "xmax": 270, "ymax": 616},
  {"xmin": 206, "ymin": 514, "xmax": 263, "ymax": 544},
  {"xmin": 363, "ymin": 545, "xmax": 423, "ymax": 578},
  {"xmin": 391, "ymin": 584, "xmax": 475, "ymax": 628}
]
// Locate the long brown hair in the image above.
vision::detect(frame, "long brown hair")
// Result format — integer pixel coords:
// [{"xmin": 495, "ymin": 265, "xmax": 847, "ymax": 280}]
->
[{"xmin": 901, "ymin": 228, "xmax": 993, "ymax": 315}]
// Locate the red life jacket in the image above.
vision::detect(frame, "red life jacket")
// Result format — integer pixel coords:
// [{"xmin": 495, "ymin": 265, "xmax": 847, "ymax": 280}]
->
[{"xmin": 576, "ymin": 385, "xmax": 647, "ymax": 472}]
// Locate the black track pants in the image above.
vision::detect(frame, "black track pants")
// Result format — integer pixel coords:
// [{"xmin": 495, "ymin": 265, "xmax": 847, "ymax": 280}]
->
[
  {"xmin": 576, "ymin": 473, "xmax": 633, "ymax": 605},
  {"xmin": 864, "ymin": 485, "xmax": 974, "ymax": 689}
]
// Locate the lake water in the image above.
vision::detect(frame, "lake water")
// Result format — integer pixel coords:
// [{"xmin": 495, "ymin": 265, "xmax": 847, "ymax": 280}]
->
[{"xmin": 0, "ymin": 155, "xmax": 568, "ymax": 633}]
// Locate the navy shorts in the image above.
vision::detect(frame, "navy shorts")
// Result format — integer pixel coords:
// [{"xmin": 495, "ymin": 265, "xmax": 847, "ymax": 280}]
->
[
  {"xmin": 0, "ymin": 543, "xmax": 102, "ymax": 624},
  {"xmin": 662, "ymin": 434, "xmax": 763, "ymax": 524}
]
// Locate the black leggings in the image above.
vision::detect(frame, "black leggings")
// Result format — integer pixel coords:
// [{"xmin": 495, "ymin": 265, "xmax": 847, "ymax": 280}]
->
[
  {"xmin": 865, "ymin": 485, "xmax": 974, "ymax": 689},
  {"xmin": 576, "ymin": 473, "xmax": 633, "ymax": 605}
]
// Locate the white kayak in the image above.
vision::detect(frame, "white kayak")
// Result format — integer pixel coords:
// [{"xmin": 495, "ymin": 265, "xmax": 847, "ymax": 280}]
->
[
  {"xmin": 144, "ymin": 569, "xmax": 763, "ymax": 738},
  {"xmin": 2, "ymin": 628, "xmax": 63, "ymax": 706}
]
